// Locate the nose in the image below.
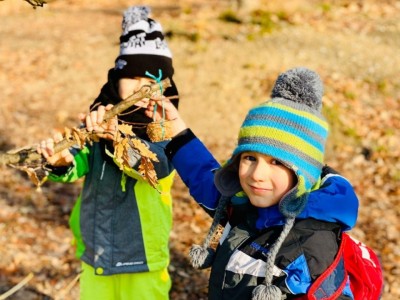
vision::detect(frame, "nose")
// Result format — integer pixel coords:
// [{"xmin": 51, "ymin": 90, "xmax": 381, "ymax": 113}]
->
[{"xmin": 250, "ymin": 160, "xmax": 270, "ymax": 181}]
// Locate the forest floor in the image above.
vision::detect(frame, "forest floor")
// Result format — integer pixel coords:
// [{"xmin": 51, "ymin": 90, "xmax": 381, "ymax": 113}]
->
[{"xmin": 0, "ymin": 0, "xmax": 399, "ymax": 299}]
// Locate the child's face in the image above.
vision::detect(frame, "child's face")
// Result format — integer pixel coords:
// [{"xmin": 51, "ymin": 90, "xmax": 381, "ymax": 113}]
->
[
  {"xmin": 118, "ymin": 77, "xmax": 156, "ymax": 107},
  {"xmin": 238, "ymin": 152, "xmax": 296, "ymax": 208}
]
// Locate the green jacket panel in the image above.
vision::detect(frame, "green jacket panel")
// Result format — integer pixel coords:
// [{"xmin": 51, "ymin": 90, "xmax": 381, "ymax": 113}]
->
[{"xmin": 49, "ymin": 140, "xmax": 175, "ymax": 275}]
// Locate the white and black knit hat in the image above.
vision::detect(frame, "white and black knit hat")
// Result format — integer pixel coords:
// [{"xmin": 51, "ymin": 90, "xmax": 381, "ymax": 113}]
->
[
  {"xmin": 114, "ymin": 6, "xmax": 174, "ymax": 80},
  {"xmin": 190, "ymin": 67, "xmax": 329, "ymax": 299}
]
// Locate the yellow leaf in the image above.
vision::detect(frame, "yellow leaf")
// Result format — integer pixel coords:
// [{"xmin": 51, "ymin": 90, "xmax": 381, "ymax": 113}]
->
[
  {"xmin": 138, "ymin": 157, "xmax": 160, "ymax": 191},
  {"xmin": 111, "ymin": 135, "xmax": 160, "ymax": 190},
  {"xmin": 119, "ymin": 124, "xmax": 134, "ymax": 136},
  {"xmin": 130, "ymin": 138, "xmax": 159, "ymax": 162}
]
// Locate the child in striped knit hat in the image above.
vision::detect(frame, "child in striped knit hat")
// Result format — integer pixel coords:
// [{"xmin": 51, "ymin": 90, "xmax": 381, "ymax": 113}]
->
[{"xmin": 148, "ymin": 67, "xmax": 359, "ymax": 299}]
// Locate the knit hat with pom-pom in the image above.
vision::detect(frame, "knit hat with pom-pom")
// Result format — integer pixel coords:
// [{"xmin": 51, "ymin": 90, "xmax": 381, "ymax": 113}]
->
[
  {"xmin": 189, "ymin": 67, "xmax": 329, "ymax": 299},
  {"xmin": 115, "ymin": 6, "xmax": 173, "ymax": 80},
  {"xmin": 215, "ymin": 67, "xmax": 328, "ymax": 217}
]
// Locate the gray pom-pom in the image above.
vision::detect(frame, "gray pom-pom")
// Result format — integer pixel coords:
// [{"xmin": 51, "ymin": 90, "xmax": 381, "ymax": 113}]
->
[
  {"xmin": 189, "ymin": 245, "xmax": 215, "ymax": 269},
  {"xmin": 271, "ymin": 67, "xmax": 323, "ymax": 111},
  {"xmin": 252, "ymin": 284, "xmax": 283, "ymax": 300}
]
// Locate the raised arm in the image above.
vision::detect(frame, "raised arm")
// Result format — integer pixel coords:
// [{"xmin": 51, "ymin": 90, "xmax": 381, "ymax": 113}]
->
[{"xmin": 146, "ymin": 98, "xmax": 221, "ymax": 213}]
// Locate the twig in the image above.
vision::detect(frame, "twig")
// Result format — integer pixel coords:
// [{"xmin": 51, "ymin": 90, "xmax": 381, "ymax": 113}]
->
[
  {"xmin": 0, "ymin": 272, "xmax": 34, "ymax": 300},
  {"xmin": 55, "ymin": 272, "xmax": 82, "ymax": 300},
  {"xmin": 0, "ymin": 78, "xmax": 171, "ymax": 166},
  {"xmin": 24, "ymin": 0, "xmax": 46, "ymax": 8}
]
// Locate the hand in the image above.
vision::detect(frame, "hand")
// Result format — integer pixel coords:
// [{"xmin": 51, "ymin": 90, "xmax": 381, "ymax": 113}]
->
[
  {"xmin": 145, "ymin": 97, "xmax": 187, "ymax": 137},
  {"xmin": 37, "ymin": 132, "xmax": 73, "ymax": 167},
  {"xmin": 82, "ymin": 104, "xmax": 118, "ymax": 140}
]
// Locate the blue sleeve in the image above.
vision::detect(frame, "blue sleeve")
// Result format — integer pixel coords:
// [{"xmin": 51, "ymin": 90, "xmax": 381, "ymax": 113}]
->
[
  {"xmin": 166, "ymin": 129, "xmax": 221, "ymax": 211},
  {"xmin": 298, "ymin": 174, "xmax": 359, "ymax": 230},
  {"xmin": 146, "ymin": 140, "xmax": 175, "ymax": 179}
]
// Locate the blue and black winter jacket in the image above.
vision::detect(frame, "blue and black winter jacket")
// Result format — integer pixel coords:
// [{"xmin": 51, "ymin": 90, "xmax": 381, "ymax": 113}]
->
[{"xmin": 166, "ymin": 129, "xmax": 359, "ymax": 299}]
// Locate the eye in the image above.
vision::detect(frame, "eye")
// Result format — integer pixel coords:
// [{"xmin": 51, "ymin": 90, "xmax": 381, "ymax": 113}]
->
[
  {"xmin": 241, "ymin": 153, "xmax": 256, "ymax": 162},
  {"xmin": 271, "ymin": 159, "xmax": 283, "ymax": 166}
]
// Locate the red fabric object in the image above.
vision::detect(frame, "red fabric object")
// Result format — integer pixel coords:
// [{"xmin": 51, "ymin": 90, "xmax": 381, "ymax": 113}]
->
[{"xmin": 343, "ymin": 233, "xmax": 384, "ymax": 300}]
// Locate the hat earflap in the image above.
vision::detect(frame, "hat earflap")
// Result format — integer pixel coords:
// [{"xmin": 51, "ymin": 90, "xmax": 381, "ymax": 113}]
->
[
  {"xmin": 280, "ymin": 186, "xmax": 309, "ymax": 218},
  {"xmin": 189, "ymin": 196, "xmax": 230, "ymax": 269},
  {"xmin": 252, "ymin": 217, "xmax": 295, "ymax": 300},
  {"xmin": 214, "ymin": 156, "xmax": 242, "ymax": 197}
]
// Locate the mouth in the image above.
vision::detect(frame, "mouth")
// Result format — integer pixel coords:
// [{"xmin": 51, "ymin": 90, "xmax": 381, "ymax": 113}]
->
[{"xmin": 249, "ymin": 184, "xmax": 272, "ymax": 194}]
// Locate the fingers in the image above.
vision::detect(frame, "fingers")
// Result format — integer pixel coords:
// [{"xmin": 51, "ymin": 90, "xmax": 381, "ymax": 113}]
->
[
  {"xmin": 144, "ymin": 99, "xmax": 157, "ymax": 119},
  {"xmin": 146, "ymin": 97, "xmax": 179, "ymax": 121},
  {"xmin": 37, "ymin": 138, "xmax": 54, "ymax": 159},
  {"xmin": 145, "ymin": 97, "xmax": 188, "ymax": 137},
  {"xmin": 83, "ymin": 105, "xmax": 117, "ymax": 140},
  {"xmin": 96, "ymin": 105, "xmax": 106, "ymax": 124},
  {"xmin": 59, "ymin": 148, "xmax": 74, "ymax": 165},
  {"xmin": 52, "ymin": 132, "xmax": 73, "ymax": 163},
  {"xmin": 105, "ymin": 104, "xmax": 114, "ymax": 111},
  {"xmin": 53, "ymin": 132, "xmax": 63, "ymax": 143},
  {"xmin": 86, "ymin": 105, "xmax": 107, "ymax": 132},
  {"xmin": 86, "ymin": 108, "xmax": 102, "ymax": 132},
  {"xmin": 37, "ymin": 132, "xmax": 73, "ymax": 167}
]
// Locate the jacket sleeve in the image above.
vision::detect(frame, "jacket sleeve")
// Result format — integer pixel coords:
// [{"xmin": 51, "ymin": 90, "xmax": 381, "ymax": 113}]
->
[
  {"xmin": 47, "ymin": 146, "xmax": 90, "ymax": 183},
  {"xmin": 298, "ymin": 171, "xmax": 359, "ymax": 231},
  {"xmin": 165, "ymin": 129, "xmax": 221, "ymax": 212}
]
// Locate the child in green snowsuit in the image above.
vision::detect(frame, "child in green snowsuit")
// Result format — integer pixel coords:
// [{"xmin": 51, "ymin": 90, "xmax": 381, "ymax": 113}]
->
[{"xmin": 37, "ymin": 6, "xmax": 179, "ymax": 300}]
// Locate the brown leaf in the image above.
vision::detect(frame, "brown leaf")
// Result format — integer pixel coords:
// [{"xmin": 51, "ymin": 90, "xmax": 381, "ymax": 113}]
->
[
  {"xmin": 130, "ymin": 138, "xmax": 159, "ymax": 162},
  {"xmin": 138, "ymin": 157, "xmax": 160, "ymax": 191},
  {"xmin": 119, "ymin": 124, "xmax": 134, "ymax": 136}
]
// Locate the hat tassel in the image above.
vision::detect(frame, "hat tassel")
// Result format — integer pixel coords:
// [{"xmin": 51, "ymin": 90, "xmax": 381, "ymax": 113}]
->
[
  {"xmin": 189, "ymin": 244, "xmax": 215, "ymax": 269},
  {"xmin": 252, "ymin": 217, "xmax": 295, "ymax": 300},
  {"xmin": 252, "ymin": 283, "xmax": 283, "ymax": 300},
  {"xmin": 188, "ymin": 196, "xmax": 230, "ymax": 269}
]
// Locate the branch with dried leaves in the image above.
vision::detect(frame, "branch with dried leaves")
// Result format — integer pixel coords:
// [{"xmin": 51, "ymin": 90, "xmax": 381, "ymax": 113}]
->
[
  {"xmin": 0, "ymin": 78, "xmax": 171, "ymax": 189},
  {"xmin": 17, "ymin": 0, "xmax": 47, "ymax": 9}
]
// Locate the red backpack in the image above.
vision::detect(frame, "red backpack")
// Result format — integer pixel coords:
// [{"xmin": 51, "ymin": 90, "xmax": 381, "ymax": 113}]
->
[
  {"xmin": 343, "ymin": 234, "xmax": 384, "ymax": 299},
  {"xmin": 304, "ymin": 233, "xmax": 383, "ymax": 300}
]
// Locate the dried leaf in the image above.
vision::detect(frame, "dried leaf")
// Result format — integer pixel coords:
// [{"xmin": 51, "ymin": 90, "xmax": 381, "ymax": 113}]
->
[
  {"xmin": 138, "ymin": 157, "xmax": 160, "ymax": 191},
  {"xmin": 9, "ymin": 165, "xmax": 48, "ymax": 189},
  {"xmin": 130, "ymin": 138, "xmax": 158, "ymax": 162},
  {"xmin": 113, "ymin": 139, "xmax": 128, "ymax": 170},
  {"xmin": 64, "ymin": 127, "xmax": 72, "ymax": 141},
  {"xmin": 71, "ymin": 127, "xmax": 87, "ymax": 149},
  {"xmin": 119, "ymin": 124, "xmax": 134, "ymax": 136},
  {"xmin": 109, "ymin": 132, "xmax": 160, "ymax": 190}
]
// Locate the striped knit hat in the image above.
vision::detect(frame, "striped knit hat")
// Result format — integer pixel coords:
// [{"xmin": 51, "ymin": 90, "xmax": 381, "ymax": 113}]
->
[
  {"xmin": 215, "ymin": 67, "xmax": 328, "ymax": 217},
  {"xmin": 189, "ymin": 67, "xmax": 329, "ymax": 299}
]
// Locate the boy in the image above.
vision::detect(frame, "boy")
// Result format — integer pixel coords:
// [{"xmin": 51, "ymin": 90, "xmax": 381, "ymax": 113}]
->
[
  {"xmin": 148, "ymin": 67, "xmax": 359, "ymax": 299},
  {"xmin": 38, "ymin": 6, "xmax": 178, "ymax": 300}
]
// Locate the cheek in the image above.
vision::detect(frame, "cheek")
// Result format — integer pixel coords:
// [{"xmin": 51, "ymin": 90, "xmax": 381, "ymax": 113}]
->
[
  {"xmin": 238, "ymin": 163, "xmax": 249, "ymax": 181},
  {"xmin": 118, "ymin": 79, "xmax": 142, "ymax": 99},
  {"xmin": 277, "ymin": 168, "xmax": 296, "ymax": 192}
]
